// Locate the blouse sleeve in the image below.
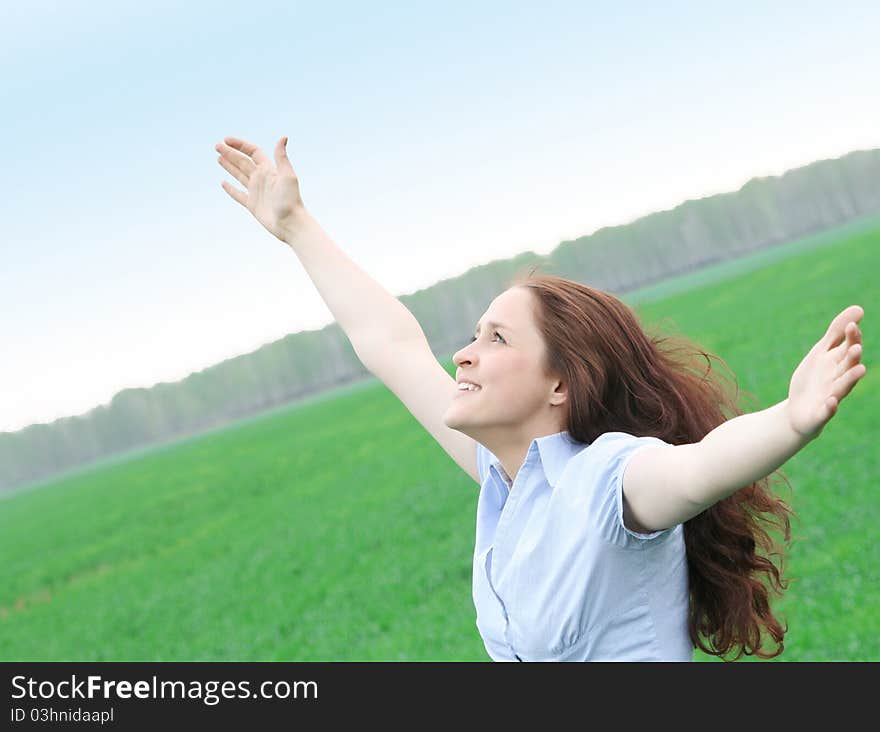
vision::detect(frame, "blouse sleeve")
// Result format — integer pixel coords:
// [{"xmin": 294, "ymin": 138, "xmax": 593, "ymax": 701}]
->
[
  {"xmin": 475, "ymin": 441, "xmax": 490, "ymax": 485},
  {"xmin": 585, "ymin": 431, "xmax": 680, "ymax": 550}
]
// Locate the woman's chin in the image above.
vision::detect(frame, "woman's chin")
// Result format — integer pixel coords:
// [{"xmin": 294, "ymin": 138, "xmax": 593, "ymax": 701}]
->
[{"xmin": 443, "ymin": 406, "xmax": 468, "ymax": 431}]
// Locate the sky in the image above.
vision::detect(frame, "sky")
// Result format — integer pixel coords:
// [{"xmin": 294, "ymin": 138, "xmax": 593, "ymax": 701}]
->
[{"xmin": 1, "ymin": 0, "xmax": 878, "ymax": 434}]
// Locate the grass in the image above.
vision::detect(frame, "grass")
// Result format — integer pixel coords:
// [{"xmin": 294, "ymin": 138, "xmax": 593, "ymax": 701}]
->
[{"xmin": 0, "ymin": 218, "xmax": 876, "ymax": 661}]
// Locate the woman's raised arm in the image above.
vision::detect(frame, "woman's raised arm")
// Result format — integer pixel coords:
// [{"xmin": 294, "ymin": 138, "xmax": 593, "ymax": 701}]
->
[{"xmin": 215, "ymin": 134, "xmax": 424, "ymax": 367}]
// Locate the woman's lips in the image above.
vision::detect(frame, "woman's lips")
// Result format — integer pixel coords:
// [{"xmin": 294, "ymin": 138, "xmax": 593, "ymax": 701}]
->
[{"xmin": 455, "ymin": 385, "xmax": 483, "ymax": 397}]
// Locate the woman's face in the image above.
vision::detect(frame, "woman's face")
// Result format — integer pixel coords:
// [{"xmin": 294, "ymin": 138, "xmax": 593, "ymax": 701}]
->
[{"xmin": 444, "ymin": 286, "xmax": 566, "ymax": 437}]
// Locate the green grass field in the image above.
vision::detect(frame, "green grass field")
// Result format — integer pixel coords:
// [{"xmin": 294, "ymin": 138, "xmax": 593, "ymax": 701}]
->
[{"xmin": 1, "ymin": 216, "xmax": 877, "ymax": 661}]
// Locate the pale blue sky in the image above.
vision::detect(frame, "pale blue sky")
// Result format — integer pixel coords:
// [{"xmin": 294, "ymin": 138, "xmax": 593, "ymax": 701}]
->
[{"xmin": 1, "ymin": 0, "xmax": 878, "ymax": 433}]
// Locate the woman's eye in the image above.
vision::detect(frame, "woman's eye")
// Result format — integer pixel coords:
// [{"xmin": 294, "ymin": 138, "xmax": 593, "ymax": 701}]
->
[{"xmin": 469, "ymin": 331, "xmax": 504, "ymax": 344}]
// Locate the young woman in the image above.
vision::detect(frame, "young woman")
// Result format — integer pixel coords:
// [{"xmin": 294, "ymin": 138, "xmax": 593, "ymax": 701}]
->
[{"xmin": 215, "ymin": 134, "xmax": 867, "ymax": 661}]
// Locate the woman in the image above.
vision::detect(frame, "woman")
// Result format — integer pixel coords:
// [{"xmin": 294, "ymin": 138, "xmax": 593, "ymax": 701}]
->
[{"xmin": 215, "ymin": 134, "xmax": 867, "ymax": 661}]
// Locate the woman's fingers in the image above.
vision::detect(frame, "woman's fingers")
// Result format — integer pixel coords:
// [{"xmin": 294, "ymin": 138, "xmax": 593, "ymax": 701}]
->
[
  {"xmin": 221, "ymin": 179, "xmax": 247, "ymax": 207},
  {"xmin": 829, "ymin": 321, "xmax": 863, "ymax": 362},
  {"xmin": 217, "ymin": 154, "xmax": 250, "ymax": 187},
  {"xmin": 223, "ymin": 136, "xmax": 271, "ymax": 167},
  {"xmin": 836, "ymin": 343, "xmax": 863, "ymax": 378},
  {"xmin": 833, "ymin": 362, "xmax": 867, "ymax": 401},
  {"xmin": 848, "ymin": 342, "xmax": 863, "ymax": 367},
  {"xmin": 822, "ymin": 305, "xmax": 864, "ymax": 350},
  {"xmin": 215, "ymin": 141, "xmax": 256, "ymax": 177}
]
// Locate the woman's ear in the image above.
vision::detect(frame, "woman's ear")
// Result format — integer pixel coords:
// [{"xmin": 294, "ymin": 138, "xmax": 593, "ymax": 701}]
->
[{"xmin": 550, "ymin": 380, "xmax": 567, "ymax": 407}]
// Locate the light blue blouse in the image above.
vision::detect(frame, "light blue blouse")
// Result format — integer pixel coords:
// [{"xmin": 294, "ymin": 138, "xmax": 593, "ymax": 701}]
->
[{"xmin": 473, "ymin": 430, "xmax": 693, "ymax": 661}]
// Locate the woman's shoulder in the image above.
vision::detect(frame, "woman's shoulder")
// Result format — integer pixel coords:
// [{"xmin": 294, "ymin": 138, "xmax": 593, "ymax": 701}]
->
[{"xmin": 573, "ymin": 431, "xmax": 671, "ymax": 460}]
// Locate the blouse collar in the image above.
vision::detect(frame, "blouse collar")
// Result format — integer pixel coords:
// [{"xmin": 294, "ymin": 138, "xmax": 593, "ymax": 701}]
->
[{"xmin": 487, "ymin": 430, "xmax": 583, "ymax": 489}]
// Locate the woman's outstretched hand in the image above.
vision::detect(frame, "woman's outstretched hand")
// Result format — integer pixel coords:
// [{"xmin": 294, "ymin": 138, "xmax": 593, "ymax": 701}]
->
[
  {"xmin": 787, "ymin": 304, "xmax": 867, "ymax": 441},
  {"xmin": 215, "ymin": 135, "xmax": 308, "ymax": 244}
]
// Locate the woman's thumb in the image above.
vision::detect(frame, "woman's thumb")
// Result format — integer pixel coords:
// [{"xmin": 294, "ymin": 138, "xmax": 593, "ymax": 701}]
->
[{"xmin": 275, "ymin": 135, "xmax": 293, "ymax": 173}]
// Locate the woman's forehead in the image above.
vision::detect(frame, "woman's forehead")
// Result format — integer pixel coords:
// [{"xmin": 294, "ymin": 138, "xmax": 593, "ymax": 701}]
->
[{"xmin": 481, "ymin": 287, "xmax": 534, "ymax": 327}]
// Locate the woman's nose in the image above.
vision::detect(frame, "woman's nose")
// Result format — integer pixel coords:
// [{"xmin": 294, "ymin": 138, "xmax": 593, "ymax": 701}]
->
[{"xmin": 453, "ymin": 347, "xmax": 474, "ymax": 367}]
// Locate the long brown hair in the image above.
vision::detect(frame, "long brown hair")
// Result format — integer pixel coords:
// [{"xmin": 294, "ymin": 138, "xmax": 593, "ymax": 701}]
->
[{"xmin": 509, "ymin": 269, "xmax": 797, "ymax": 660}]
